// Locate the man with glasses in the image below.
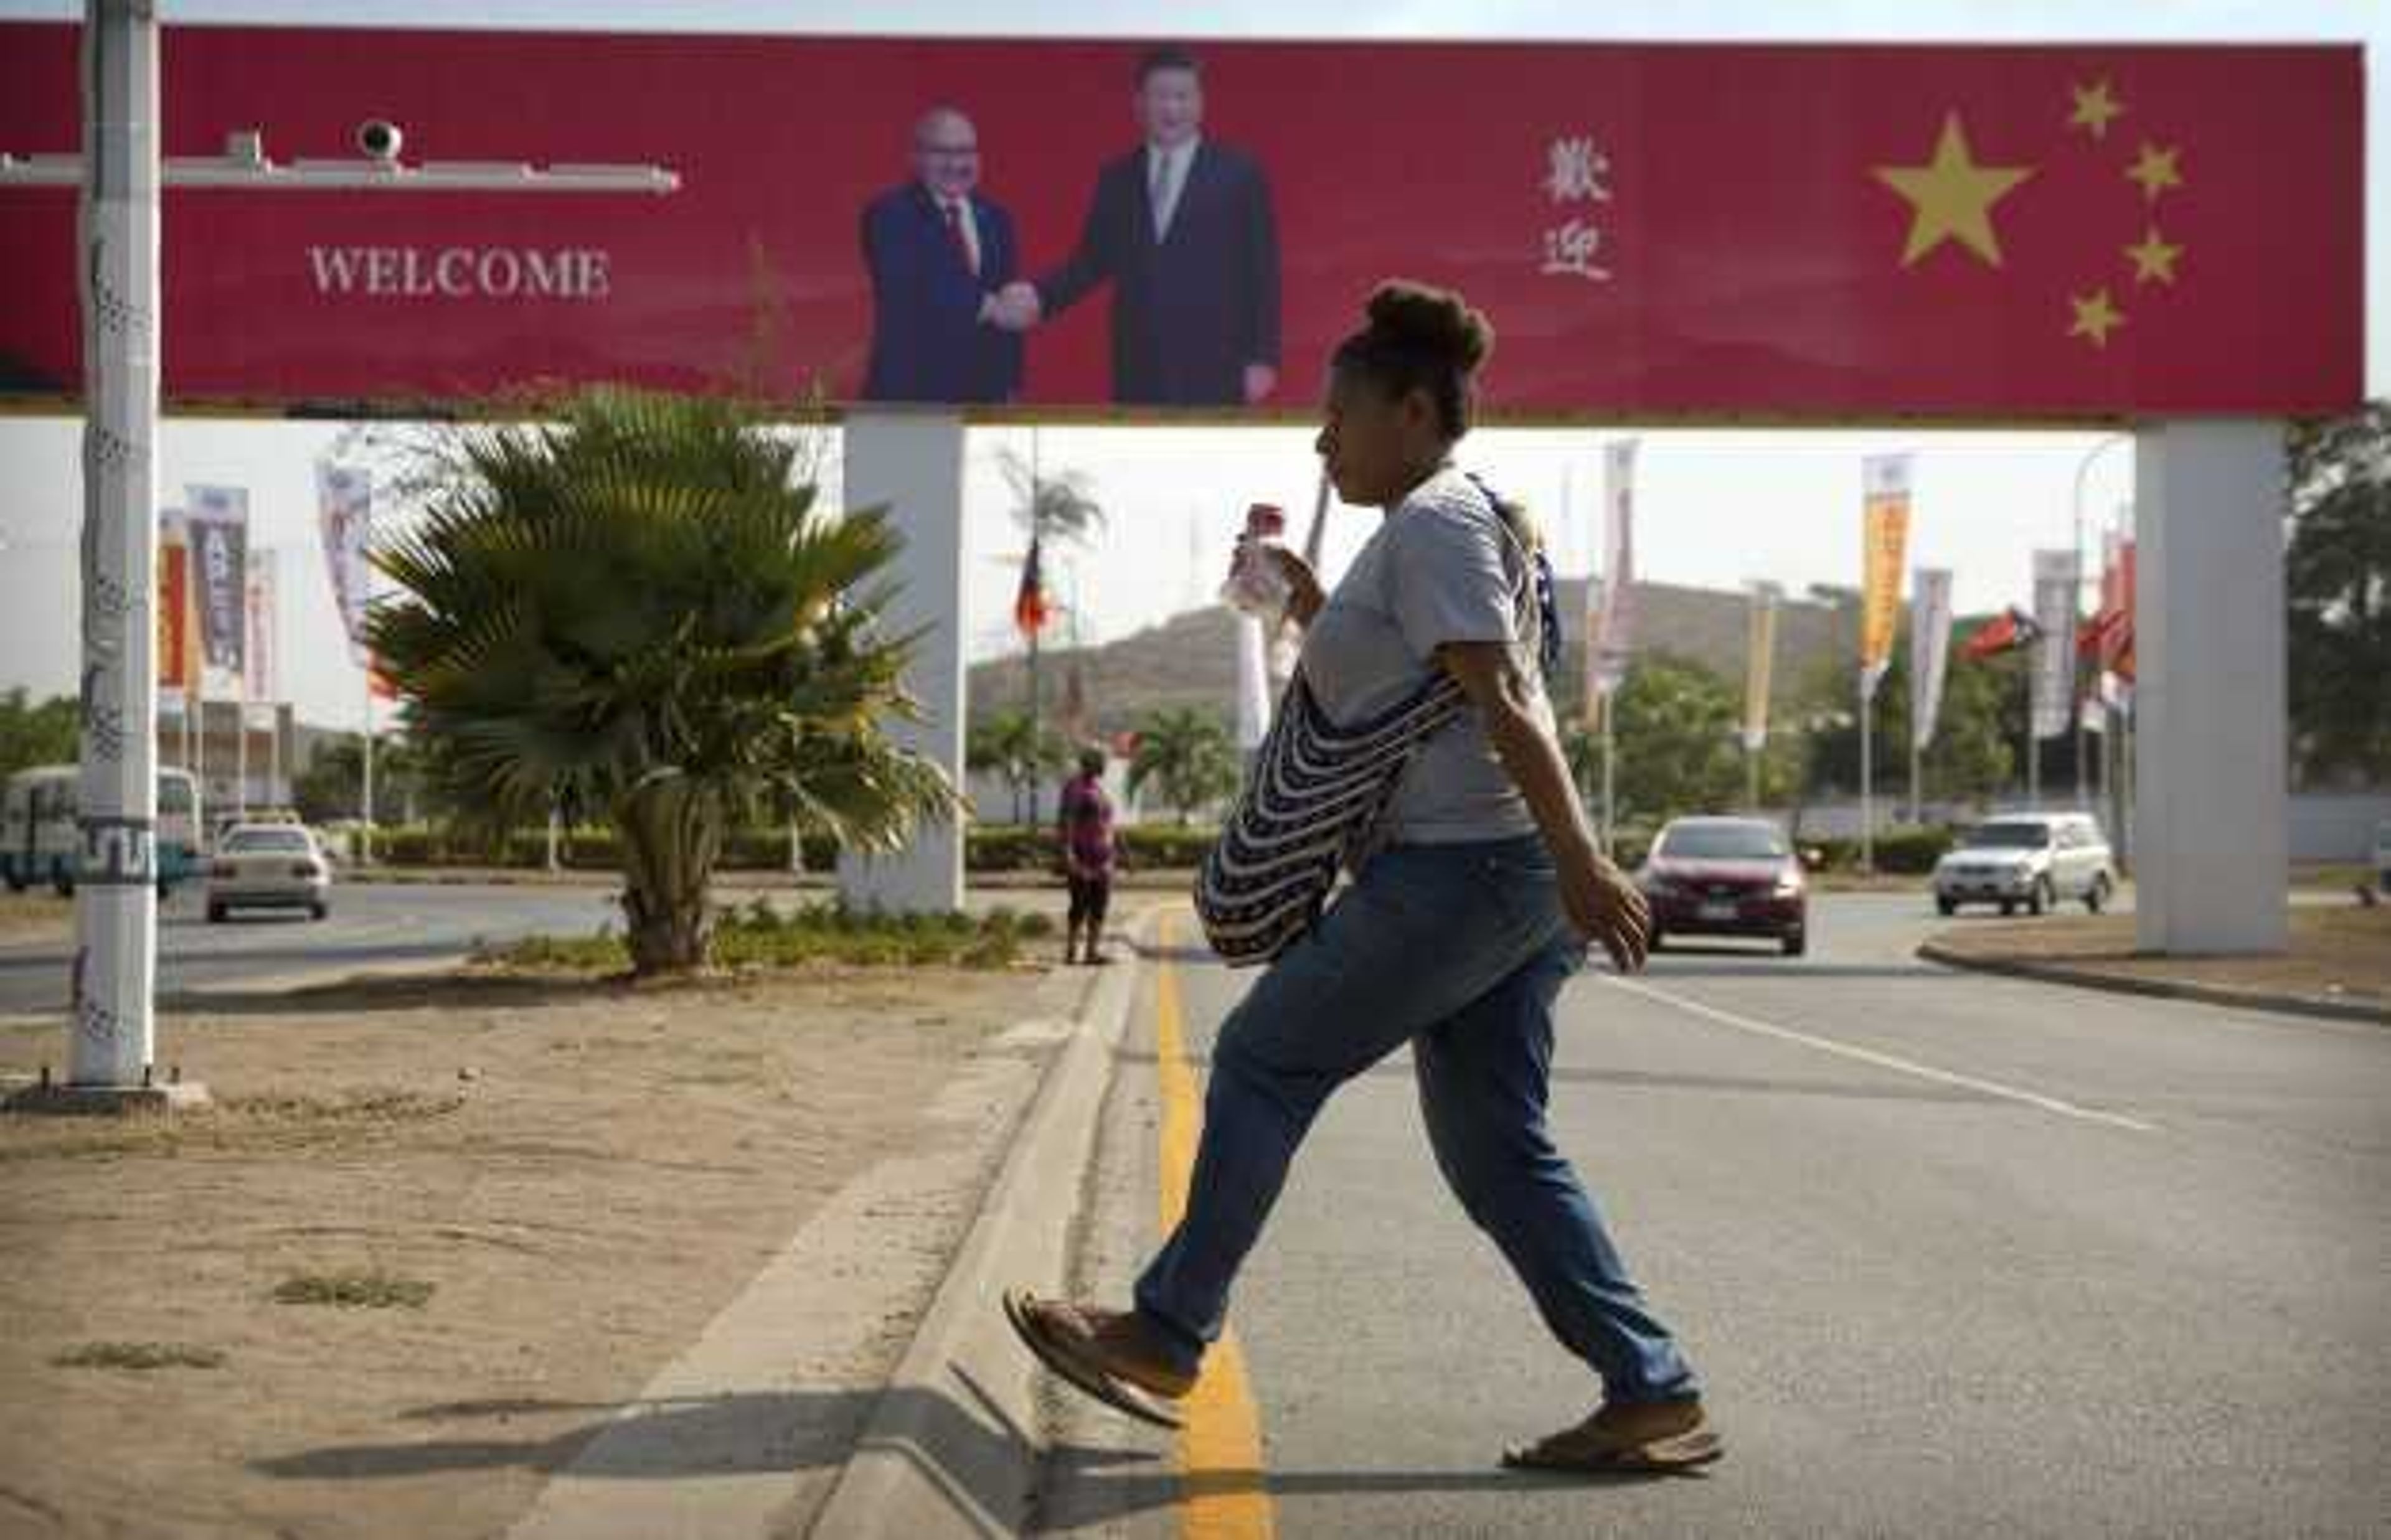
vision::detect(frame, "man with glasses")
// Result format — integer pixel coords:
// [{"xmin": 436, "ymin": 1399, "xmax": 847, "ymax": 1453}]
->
[{"xmin": 860, "ymin": 106, "xmax": 1025, "ymax": 403}]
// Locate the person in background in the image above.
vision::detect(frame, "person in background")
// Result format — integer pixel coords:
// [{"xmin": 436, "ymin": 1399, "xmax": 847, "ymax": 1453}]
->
[{"xmin": 1057, "ymin": 747, "xmax": 1120, "ymax": 965}]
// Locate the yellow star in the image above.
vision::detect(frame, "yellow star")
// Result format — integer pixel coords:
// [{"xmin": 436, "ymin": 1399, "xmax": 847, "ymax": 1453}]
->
[
  {"xmin": 1874, "ymin": 112, "xmax": 2037, "ymax": 268},
  {"xmin": 2068, "ymin": 79, "xmax": 2126, "ymax": 140},
  {"xmin": 2069, "ymin": 288, "xmax": 2127, "ymax": 349},
  {"xmin": 2123, "ymin": 227, "xmax": 2182, "ymax": 286},
  {"xmin": 2125, "ymin": 141, "xmax": 2183, "ymax": 203}
]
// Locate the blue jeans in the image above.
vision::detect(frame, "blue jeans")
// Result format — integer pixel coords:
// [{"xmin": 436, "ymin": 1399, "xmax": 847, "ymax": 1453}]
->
[{"xmin": 1136, "ymin": 833, "xmax": 1701, "ymax": 1405}]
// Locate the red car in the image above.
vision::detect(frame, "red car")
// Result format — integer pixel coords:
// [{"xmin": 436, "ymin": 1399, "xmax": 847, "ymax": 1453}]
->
[{"xmin": 1636, "ymin": 817, "xmax": 1808, "ymax": 957}]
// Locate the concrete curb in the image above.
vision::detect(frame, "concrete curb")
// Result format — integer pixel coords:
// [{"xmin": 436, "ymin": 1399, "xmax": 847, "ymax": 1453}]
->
[
  {"xmin": 806, "ymin": 907, "xmax": 1158, "ymax": 1538},
  {"xmin": 1915, "ymin": 942, "xmax": 2390, "ymax": 1026}
]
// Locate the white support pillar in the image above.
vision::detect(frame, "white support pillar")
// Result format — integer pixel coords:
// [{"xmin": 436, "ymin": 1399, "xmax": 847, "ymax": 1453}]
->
[
  {"xmin": 837, "ymin": 410, "xmax": 968, "ymax": 914},
  {"xmin": 2132, "ymin": 420, "xmax": 2289, "ymax": 955}
]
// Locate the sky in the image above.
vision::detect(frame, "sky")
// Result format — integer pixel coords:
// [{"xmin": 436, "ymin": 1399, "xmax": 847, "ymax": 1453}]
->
[{"xmin": 0, "ymin": 0, "xmax": 2379, "ymax": 731}]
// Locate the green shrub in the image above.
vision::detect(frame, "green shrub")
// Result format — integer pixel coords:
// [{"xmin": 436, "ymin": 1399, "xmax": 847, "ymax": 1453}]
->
[{"xmin": 476, "ymin": 899, "xmax": 1051, "ymax": 972}]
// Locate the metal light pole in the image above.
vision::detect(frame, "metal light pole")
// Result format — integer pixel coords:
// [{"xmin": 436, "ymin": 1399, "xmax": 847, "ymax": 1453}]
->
[{"xmin": 2, "ymin": 1, "xmax": 676, "ymax": 1105}]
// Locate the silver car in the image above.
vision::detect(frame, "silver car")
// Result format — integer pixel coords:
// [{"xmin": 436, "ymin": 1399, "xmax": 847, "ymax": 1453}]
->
[
  {"xmin": 205, "ymin": 823, "xmax": 332, "ymax": 923},
  {"xmin": 1933, "ymin": 812, "xmax": 2117, "ymax": 918}
]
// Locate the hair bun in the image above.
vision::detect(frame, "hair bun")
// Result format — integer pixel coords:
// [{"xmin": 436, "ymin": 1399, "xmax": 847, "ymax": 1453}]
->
[{"xmin": 1364, "ymin": 280, "xmax": 1494, "ymax": 373}]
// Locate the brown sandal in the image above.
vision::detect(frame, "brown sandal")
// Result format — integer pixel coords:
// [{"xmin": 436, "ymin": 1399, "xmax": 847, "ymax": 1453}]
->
[
  {"xmin": 1001, "ymin": 1288, "xmax": 1191, "ymax": 1430},
  {"xmin": 1501, "ymin": 1396, "xmax": 1724, "ymax": 1473}
]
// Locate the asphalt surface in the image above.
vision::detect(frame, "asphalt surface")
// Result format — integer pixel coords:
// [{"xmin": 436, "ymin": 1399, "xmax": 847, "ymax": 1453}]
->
[
  {"xmin": 1039, "ymin": 893, "xmax": 2390, "ymax": 1538},
  {"xmin": 0, "ymin": 881, "xmax": 620, "ymax": 1015}
]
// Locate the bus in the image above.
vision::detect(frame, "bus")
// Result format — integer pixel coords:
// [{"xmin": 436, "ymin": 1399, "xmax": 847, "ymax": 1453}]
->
[{"xmin": 1, "ymin": 764, "xmax": 205, "ymax": 896}]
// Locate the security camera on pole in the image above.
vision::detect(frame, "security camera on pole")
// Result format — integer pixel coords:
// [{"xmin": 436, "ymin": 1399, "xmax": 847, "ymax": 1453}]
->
[{"xmin": 0, "ymin": 0, "xmax": 677, "ymax": 1110}]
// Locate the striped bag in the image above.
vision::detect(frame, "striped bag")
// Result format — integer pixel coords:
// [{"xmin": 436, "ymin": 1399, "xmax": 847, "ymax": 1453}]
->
[{"xmin": 1194, "ymin": 477, "xmax": 1557, "ymax": 967}]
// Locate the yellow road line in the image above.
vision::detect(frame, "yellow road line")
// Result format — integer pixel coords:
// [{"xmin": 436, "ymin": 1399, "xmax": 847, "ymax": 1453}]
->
[{"xmin": 1152, "ymin": 918, "xmax": 1276, "ymax": 1540}]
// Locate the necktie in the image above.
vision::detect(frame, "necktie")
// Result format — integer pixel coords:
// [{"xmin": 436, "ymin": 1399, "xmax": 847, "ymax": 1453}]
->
[
  {"xmin": 1149, "ymin": 149, "xmax": 1183, "ymax": 242},
  {"xmin": 943, "ymin": 199, "xmax": 978, "ymax": 275}
]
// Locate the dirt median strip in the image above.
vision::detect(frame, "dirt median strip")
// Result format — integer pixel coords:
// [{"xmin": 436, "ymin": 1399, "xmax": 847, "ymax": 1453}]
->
[
  {"xmin": 0, "ymin": 955, "xmax": 1079, "ymax": 1540},
  {"xmin": 1918, "ymin": 906, "xmax": 2391, "ymax": 1026}
]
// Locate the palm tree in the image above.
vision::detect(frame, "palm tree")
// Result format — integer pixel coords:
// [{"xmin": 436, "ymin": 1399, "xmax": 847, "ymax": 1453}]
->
[
  {"xmin": 968, "ymin": 710, "xmax": 1068, "ymax": 825},
  {"xmin": 1126, "ymin": 707, "xmax": 1238, "ymax": 825},
  {"xmin": 367, "ymin": 386, "xmax": 960, "ymax": 975},
  {"xmin": 997, "ymin": 441, "xmax": 1105, "ymax": 815},
  {"xmin": 997, "ymin": 443, "xmax": 1107, "ymax": 549}
]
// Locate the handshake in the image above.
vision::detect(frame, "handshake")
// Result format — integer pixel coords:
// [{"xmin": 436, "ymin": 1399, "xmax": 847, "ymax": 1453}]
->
[{"xmin": 980, "ymin": 281, "xmax": 1044, "ymax": 333}]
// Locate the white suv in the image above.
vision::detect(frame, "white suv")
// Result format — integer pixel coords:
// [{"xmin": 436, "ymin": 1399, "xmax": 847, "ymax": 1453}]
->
[{"xmin": 1933, "ymin": 812, "xmax": 2117, "ymax": 918}]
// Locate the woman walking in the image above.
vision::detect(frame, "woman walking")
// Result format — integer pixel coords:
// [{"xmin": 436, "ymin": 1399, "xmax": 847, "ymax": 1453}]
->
[{"xmin": 1007, "ymin": 281, "xmax": 1718, "ymax": 1472}]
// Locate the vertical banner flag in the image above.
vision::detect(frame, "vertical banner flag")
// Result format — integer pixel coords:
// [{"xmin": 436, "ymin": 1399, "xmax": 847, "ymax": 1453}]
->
[
  {"xmin": 2030, "ymin": 548, "xmax": 2080, "ymax": 741},
  {"xmin": 243, "ymin": 550, "xmax": 278, "ymax": 723},
  {"xmin": 1741, "ymin": 581, "xmax": 1780, "ymax": 753},
  {"xmin": 2097, "ymin": 519, "xmax": 2137, "ymax": 692},
  {"xmin": 1910, "ymin": 567, "xmax": 1955, "ymax": 750},
  {"xmin": 316, "ymin": 461, "xmax": 397, "ymax": 699},
  {"xmin": 314, "ymin": 461, "xmax": 372, "ymax": 665},
  {"xmin": 186, "ymin": 484, "xmax": 250, "ymax": 699},
  {"xmin": 156, "ymin": 509, "xmax": 190, "ymax": 706},
  {"xmin": 1587, "ymin": 438, "xmax": 1638, "ymax": 716},
  {"xmin": 1013, "ymin": 532, "xmax": 1049, "ymax": 639},
  {"xmin": 1859, "ymin": 454, "xmax": 1912, "ymax": 700}
]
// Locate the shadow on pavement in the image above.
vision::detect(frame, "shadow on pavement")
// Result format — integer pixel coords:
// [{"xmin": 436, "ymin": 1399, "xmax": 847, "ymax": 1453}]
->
[
  {"xmin": 1038, "ymin": 1445, "xmax": 1697, "ymax": 1529},
  {"xmin": 255, "ymin": 1381, "xmax": 1141, "ymax": 1535}
]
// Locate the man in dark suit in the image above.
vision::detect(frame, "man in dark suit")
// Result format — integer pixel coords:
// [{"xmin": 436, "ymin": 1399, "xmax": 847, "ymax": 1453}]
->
[
  {"xmin": 993, "ymin": 48, "xmax": 1281, "ymax": 408},
  {"xmin": 860, "ymin": 107, "xmax": 1024, "ymax": 403}
]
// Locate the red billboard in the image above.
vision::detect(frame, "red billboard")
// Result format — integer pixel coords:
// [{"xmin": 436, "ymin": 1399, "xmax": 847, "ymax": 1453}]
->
[{"xmin": 0, "ymin": 25, "xmax": 2364, "ymax": 421}]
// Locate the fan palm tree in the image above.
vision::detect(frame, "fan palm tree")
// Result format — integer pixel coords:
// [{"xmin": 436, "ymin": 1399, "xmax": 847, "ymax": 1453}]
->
[
  {"xmin": 996, "ymin": 443, "xmax": 1106, "ymax": 550},
  {"xmin": 996, "ymin": 440, "xmax": 1105, "ymax": 814},
  {"xmin": 367, "ymin": 386, "xmax": 960, "ymax": 975},
  {"xmin": 1126, "ymin": 707, "xmax": 1238, "ymax": 825}
]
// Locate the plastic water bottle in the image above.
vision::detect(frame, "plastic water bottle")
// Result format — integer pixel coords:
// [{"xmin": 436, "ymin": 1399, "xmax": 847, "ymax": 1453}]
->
[{"xmin": 1220, "ymin": 503, "xmax": 1290, "ymax": 616}]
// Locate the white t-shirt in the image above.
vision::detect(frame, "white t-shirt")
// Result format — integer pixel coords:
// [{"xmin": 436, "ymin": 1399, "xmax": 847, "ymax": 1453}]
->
[{"xmin": 1298, "ymin": 466, "xmax": 1552, "ymax": 844}]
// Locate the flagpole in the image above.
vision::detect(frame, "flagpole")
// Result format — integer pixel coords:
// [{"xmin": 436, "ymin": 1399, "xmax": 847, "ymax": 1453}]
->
[
  {"xmin": 1600, "ymin": 687, "xmax": 1615, "ymax": 858},
  {"xmin": 359, "ymin": 484, "xmax": 377, "ymax": 866},
  {"xmin": 1909, "ymin": 733, "xmax": 1922, "ymax": 827},
  {"xmin": 235, "ymin": 703, "xmax": 247, "ymax": 823},
  {"xmin": 361, "ymin": 665, "xmax": 374, "ymax": 865},
  {"xmin": 2024, "ymin": 664, "xmax": 2038, "ymax": 811},
  {"xmin": 1859, "ymin": 668, "xmax": 1874, "ymax": 871},
  {"xmin": 1025, "ymin": 428, "xmax": 1042, "ymax": 825}
]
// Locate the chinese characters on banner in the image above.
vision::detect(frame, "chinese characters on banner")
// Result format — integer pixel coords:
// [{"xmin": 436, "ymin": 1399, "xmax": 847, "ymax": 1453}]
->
[{"xmin": 1539, "ymin": 134, "xmax": 1614, "ymax": 283}]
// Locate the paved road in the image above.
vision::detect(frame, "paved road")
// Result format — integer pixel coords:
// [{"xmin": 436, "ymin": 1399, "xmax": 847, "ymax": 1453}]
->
[
  {"xmin": 1038, "ymin": 894, "xmax": 2390, "ymax": 1538},
  {"xmin": 0, "ymin": 882, "xmax": 620, "ymax": 1015}
]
